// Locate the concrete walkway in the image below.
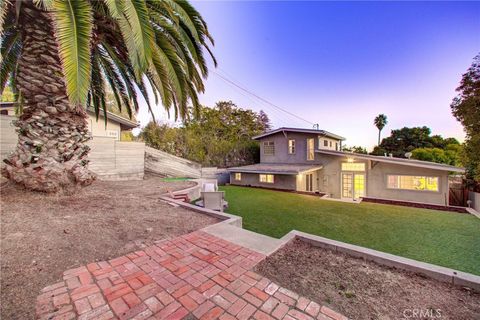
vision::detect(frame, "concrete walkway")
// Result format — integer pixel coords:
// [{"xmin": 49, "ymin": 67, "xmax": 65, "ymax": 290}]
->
[
  {"xmin": 202, "ymin": 223, "xmax": 285, "ymax": 256},
  {"xmin": 35, "ymin": 231, "xmax": 346, "ymax": 320}
]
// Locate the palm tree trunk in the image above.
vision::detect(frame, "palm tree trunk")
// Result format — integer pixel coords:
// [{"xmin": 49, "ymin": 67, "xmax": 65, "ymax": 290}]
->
[
  {"xmin": 378, "ymin": 130, "xmax": 381, "ymax": 146},
  {"xmin": 1, "ymin": 3, "xmax": 95, "ymax": 192}
]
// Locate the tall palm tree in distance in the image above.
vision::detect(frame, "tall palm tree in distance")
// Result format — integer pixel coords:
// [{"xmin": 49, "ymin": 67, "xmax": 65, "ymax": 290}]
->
[
  {"xmin": 0, "ymin": 0, "xmax": 216, "ymax": 192},
  {"xmin": 374, "ymin": 114, "xmax": 388, "ymax": 145}
]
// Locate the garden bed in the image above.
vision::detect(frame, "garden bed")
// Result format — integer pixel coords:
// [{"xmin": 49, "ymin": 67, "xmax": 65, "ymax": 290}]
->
[
  {"xmin": 0, "ymin": 176, "xmax": 218, "ymax": 320},
  {"xmin": 255, "ymin": 239, "xmax": 480, "ymax": 320}
]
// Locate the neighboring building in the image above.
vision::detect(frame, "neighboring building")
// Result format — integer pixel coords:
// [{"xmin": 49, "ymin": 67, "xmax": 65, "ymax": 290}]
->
[
  {"xmin": 0, "ymin": 102, "xmax": 138, "ymax": 140},
  {"xmin": 228, "ymin": 127, "xmax": 464, "ymax": 206}
]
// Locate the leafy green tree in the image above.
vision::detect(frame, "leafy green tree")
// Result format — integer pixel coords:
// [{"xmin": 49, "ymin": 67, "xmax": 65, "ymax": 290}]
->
[
  {"xmin": 451, "ymin": 53, "xmax": 480, "ymax": 185},
  {"xmin": 342, "ymin": 145, "xmax": 368, "ymax": 154},
  {"xmin": 140, "ymin": 101, "xmax": 271, "ymax": 167},
  {"xmin": 411, "ymin": 144, "xmax": 462, "ymax": 166},
  {"xmin": 374, "ymin": 114, "xmax": 388, "ymax": 145},
  {"xmin": 1, "ymin": 0, "xmax": 215, "ymax": 192},
  {"xmin": 1, "ymin": 86, "xmax": 14, "ymax": 102},
  {"xmin": 371, "ymin": 126, "xmax": 460, "ymax": 158}
]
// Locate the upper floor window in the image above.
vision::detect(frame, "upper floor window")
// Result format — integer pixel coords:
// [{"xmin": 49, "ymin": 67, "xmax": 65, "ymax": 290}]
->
[
  {"xmin": 335, "ymin": 142, "xmax": 338, "ymax": 151},
  {"xmin": 288, "ymin": 139, "xmax": 295, "ymax": 154},
  {"xmin": 329, "ymin": 141, "xmax": 332, "ymax": 147},
  {"xmin": 307, "ymin": 138, "xmax": 314, "ymax": 160},
  {"xmin": 323, "ymin": 140, "xmax": 328, "ymax": 147},
  {"xmin": 263, "ymin": 141, "xmax": 275, "ymax": 155},
  {"xmin": 387, "ymin": 175, "xmax": 439, "ymax": 192}
]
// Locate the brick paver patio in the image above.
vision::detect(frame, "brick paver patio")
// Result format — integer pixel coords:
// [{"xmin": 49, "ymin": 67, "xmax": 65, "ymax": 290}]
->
[{"xmin": 36, "ymin": 231, "xmax": 347, "ymax": 320}]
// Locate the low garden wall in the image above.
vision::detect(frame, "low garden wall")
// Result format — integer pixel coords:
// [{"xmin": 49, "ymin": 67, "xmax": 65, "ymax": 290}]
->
[{"xmin": 162, "ymin": 182, "xmax": 480, "ymax": 292}]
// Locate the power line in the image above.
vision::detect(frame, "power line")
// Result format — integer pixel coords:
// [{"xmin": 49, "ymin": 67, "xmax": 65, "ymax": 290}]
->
[
  {"xmin": 213, "ymin": 69, "xmax": 297, "ymax": 128},
  {"xmin": 211, "ymin": 70, "xmax": 315, "ymax": 126}
]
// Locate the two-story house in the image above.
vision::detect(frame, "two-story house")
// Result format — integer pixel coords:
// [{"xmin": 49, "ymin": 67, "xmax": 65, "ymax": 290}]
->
[{"xmin": 228, "ymin": 127, "xmax": 464, "ymax": 206}]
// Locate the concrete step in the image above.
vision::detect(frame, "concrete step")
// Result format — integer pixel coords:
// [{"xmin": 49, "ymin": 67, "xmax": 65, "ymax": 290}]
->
[{"xmin": 202, "ymin": 223, "xmax": 284, "ymax": 256}]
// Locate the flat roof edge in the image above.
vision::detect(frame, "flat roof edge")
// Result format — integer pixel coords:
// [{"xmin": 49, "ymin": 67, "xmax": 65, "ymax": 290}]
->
[{"xmin": 316, "ymin": 150, "xmax": 465, "ymax": 172}]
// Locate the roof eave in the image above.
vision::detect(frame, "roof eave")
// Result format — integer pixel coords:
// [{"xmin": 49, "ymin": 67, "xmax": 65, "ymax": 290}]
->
[
  {"xmin": 227, "ymin": 169, "xmax": 299, "ymax": 175},
  {"xmin": 252, "ymin": 127, "xmax": 346, "ymax": 141},
  {"xmin": 316, "ymin": 150, "xmax": 465, "ymax": 173},
  {"xmin": 86, "ymin": 108, "xmax": 139, "ymax": 129}
]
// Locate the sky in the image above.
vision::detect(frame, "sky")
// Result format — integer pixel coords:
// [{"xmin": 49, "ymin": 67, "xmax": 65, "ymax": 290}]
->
[{"xmin": 136, "ymin": 1, "xmax": 480, "ymax": 150}]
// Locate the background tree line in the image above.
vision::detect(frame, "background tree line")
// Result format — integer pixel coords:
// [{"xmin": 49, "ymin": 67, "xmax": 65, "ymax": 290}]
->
[
  {"xmin": 140, "ymin": 101, "xmax": 271, "ymax": 167},
  {"xmin": 371, "ymin": 126, "xmax": 462, "ymax": 166}
]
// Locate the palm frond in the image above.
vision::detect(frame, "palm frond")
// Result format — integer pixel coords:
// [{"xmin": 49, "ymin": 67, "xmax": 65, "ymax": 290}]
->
[
  {"xmin": 119, "ymin": 0, "xmax": 154, "ymax": 77},
  {"xmin": 0, "ymin": 31, "xmax": 20, "ymax": 93},
  {"xmin": 51, "ymin": 0, "xmax": 92, "ymax": 105}
]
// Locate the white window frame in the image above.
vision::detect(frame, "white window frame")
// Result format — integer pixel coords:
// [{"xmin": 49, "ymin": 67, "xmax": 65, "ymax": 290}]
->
[
  {"xmin": 386, "ymin": 175, "xmax": 440, "ymax": 192},
  {"xmin": 263, "ymin": 141, "xmax": 275, "ymax": 155},
  {"xmin": 259, "ymin": 174, "xmax": 274, "ymax": 183},
  {"xmin": 288, "ymin": 139, "xmax": 296, "ymax": 154},
  {"xmin": 234, "ymin": 173, "xmax": 242, "ymax": 181}
]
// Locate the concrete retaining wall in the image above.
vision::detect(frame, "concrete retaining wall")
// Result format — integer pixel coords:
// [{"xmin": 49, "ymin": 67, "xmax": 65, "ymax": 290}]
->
[
  {"xmin": 0, "ymin": 115, "xmax": 17, "ymax": 160},
  {"xmin": 88, "ymin": 137, "xmax": 145, "ymax": 181},
  {"xmin": 145, "ymin": 146, "xmax": 202, "ymax": 178},
  {"xmin": 0, "ymin": 116, "xmax": 145, "ymax": 181}
]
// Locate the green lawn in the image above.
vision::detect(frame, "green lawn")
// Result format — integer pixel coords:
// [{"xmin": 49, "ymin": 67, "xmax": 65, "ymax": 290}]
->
[{"xmin": 220, "ymin": 186, "xmax": 480, "ymax": 275}]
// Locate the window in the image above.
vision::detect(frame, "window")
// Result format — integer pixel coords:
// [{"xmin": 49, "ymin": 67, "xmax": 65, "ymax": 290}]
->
[
  {"xmin": 234, "ymin": 173, "xmax": 241, "ymax": 181},
  {"xmin": 341, "ymin": 162, "xmax": 366, "ymax": 171},
  {"xmin": 307, "ymin": 138, "xmax": 314, "ymax": 160},
  {"xmin": 259, "ymin": 174, "xmax": 274, "ymax": 183},
  {"xmin": 329, "ymin": 141, "xmax": 332, "ymax": 147},
  {"xmin": 288, "ymin": 139, "xmax": 295, "ymax": 154},
  {"xmin": 324, "ymin": 140, "xmax": 328, "ymax": 147},
  {"xmin": 335, "ymin": 142, "xmax": 338, "ymax": 151},
  {"xmin": 387, "ymin": 175, "xmax": 439, "ymax": 192},
  {"xmin": 263, "ymin": 141, "xmax": 275, "ymax": 155}
]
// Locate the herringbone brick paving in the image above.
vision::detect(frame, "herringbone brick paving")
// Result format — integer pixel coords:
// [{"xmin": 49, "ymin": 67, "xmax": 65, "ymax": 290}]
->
[{"xmin": 36, "ymin": 231, "xmax": 347, "ymax": 320}]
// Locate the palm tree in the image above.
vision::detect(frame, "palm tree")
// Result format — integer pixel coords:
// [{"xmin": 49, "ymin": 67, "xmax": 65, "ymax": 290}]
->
[
  {"xmin": 0, "ymin": 0, "xmax": 215, "ymax": 192},
  {"xmin": 374, "ymin": 114, "xmax": 388, "ymax": 145}
]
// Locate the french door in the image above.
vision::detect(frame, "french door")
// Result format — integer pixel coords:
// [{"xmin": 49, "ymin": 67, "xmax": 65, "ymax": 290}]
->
[
  {"xmin": 306, "ymin": 173, "xmax": 314, "ymax": 192},
  {"xmin": 342, "ymin": 173, "xmax": 365, "ymax": 199}
]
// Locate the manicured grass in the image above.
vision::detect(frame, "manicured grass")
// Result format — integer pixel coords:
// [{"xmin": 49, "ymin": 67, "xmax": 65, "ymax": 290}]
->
[{"xmin": 220, "ymin": 186, "xmax": 480, "ymax": 275}]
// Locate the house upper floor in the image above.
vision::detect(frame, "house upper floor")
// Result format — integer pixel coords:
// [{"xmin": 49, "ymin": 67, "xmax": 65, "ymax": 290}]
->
[{"xmin": 253, "ymin": 127, "xmax": 346, "ymax": 164}]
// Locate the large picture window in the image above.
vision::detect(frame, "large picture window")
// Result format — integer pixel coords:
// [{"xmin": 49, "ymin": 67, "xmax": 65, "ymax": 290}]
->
[
  {"xmin": 387, "ymin": 175, "xmax": 439, "ymax": 192},
  {"xmin": 307, "ymin": 138, "xmax": 314, "ymax": 160},
  {"xmin": 341, "ymin": 162, "xmax": 365, "ymax": 171},
  {"xmin": 259, "ymin": 174, "xmax": 274, "ymax": 183},
  {"xmin": 263, "ymin": 141, "xmax": 275, "ymax": 155}
]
